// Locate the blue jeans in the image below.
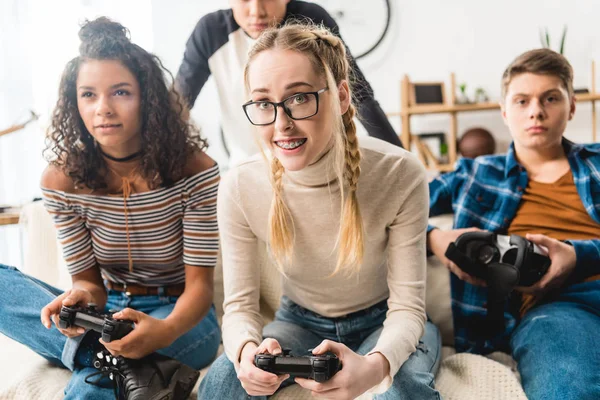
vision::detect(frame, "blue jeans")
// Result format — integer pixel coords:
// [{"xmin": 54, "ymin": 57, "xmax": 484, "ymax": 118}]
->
[
  {"xmin": 199, "ymin": 296, "xmax": 441, "ymax": 399},
  {"xmin": 510, "ymin": 280, "xmax": 600, "ymax": 400},
  {"xmin": 0, "ymin": 264, "xmax": 221, "ymax": 400}
]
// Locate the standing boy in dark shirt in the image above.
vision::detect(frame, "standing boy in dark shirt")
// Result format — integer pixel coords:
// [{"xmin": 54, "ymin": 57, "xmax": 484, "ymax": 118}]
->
[{"xmin": 175, "ymin": 0, "xmax": 402, "ymax": 167}]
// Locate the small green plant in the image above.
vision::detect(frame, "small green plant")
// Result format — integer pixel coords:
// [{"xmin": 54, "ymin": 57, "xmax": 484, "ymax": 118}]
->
[
  {"xmin": 457, "ymin": 83, "xmax": 470, "ymax": 104},
  {"xmin": 474, "ymin": 87, "xmax": 489, "ymax": 103},
  {"xmin": 540, "ymin": 25, "xmax": 567, "ymax": 55}
]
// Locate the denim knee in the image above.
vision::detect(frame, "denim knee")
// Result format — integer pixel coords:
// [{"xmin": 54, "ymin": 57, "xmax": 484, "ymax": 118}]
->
[
  {"xmin": 511, "ymin": 301, "xmax": 600, "ymax": 400},
  {"xmin": 64, "ymin": 367, "xmax": 115, "ymax": 400},
  {"xmin": 380, "ymin": 321, "xmax": 442, "ymax": 400},
  {"xmin": 197, "ymin": 353, "xmax": 256, "ymax": 400},
  {"xmin": 521, "ymin": 367, "xmax": 600, "ymax": 400}
]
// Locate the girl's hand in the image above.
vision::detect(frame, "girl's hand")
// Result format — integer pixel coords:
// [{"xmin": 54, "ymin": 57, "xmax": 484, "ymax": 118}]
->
[
  {"xmin": 40, "ymin": 288, "xmax": 94, "ymax": 338},
  {"xmin": 295, "ymin": 339, "xmax": 389, "ymax": 399},
  {"xmin": 237, "ymin": 339, "xmax": 290, "ymax": 396},
  {"xmin": 100, "ymin": 308, "xmax": 174, "ymax": 359}
]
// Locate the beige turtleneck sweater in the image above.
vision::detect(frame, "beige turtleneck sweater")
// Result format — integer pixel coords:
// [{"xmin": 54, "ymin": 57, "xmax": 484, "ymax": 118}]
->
[{"xmin": 218, "ymin": 136, "xmax": 429, "ymax": 391}]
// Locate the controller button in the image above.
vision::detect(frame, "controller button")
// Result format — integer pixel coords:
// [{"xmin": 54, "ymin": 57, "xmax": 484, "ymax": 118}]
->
[
  {"xmin": 314, "ymin": 372, "xmax": 326, "ymax": 382},
  {"xmin": 256, "ymin": 358, "xmax": 270, "ymax": 367}
]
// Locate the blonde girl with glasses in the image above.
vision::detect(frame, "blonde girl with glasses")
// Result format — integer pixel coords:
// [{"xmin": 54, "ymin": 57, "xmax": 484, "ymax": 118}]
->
[{"xmin": 199, "ymin": 23, "xmax": 441, "ymax": 400}]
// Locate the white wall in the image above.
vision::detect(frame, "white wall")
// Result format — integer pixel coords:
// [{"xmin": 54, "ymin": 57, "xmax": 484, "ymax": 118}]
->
[{"xmin": 150, "ymin": 0, "xmax": 231, "ymax": 166}]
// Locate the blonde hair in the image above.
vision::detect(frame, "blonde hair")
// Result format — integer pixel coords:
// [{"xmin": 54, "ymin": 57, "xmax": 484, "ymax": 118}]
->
[{"xmin": 244, "ymin": 23, "xmax": 364, "ymax": 276}]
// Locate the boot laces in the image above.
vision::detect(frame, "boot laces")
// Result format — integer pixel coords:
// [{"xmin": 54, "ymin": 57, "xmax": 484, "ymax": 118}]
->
[
  {"xmin": 84, "ymin": 350, "xmax": 127, "ymax": 400},
  {"xmin": 84, "ymin": 349, "xmax": 170, "ymax": 400}
]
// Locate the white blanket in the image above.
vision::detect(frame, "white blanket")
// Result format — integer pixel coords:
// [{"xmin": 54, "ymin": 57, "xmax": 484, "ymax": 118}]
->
[{"xmin": 0, "ymin": 349, "xmax": 526, "ymax": 400}]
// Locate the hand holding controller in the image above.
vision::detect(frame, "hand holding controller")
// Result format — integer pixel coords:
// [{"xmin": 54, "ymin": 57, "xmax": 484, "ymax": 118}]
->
[
  {"xmin": 444, "ymin": 232, "xmax": 551, "ymax": 334},
  {"xmin": 444, "ymin": 232, "xmax": 551, "ymax": 287},
  {"xmin": 254, "ymin": 350, "xmax": 341, "ymax": 382},
  {"xmin": 58, "ymin": 303, "xmax": 135, "ymax": 342}
]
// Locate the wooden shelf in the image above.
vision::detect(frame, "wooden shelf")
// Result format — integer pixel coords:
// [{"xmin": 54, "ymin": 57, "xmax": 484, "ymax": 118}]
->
[
  {"xmin": 387, "ymin": 92, "xmax": 600, "ymax": 118},
  {"xmin": 574, "ymin": 92, "xmax": 600, "ymax": 102},
  {"xmin": 436, "ymin": 163, "xmax": 455, "ymax": 172},
  {"xmin": 0, "ymin": 213, "xmax": 20, "ymax": 226},
  {"xmin": 389, "ymin": 63, "xmax": 600, "ymax": 173},
  {"xmin": 393, "ymin": 102, "xmax": 500, "ymax": 116}
]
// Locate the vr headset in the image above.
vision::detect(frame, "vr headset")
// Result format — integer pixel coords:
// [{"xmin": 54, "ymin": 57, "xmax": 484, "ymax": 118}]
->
[{"xmin": 445, "ymin": 232, "xmax": 551, "ymax": 334}]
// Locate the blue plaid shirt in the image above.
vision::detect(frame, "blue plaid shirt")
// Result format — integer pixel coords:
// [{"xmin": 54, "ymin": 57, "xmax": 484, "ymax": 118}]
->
[{"xmin": 428, "ymin": 139, "xmax": 600, "ymax": 354}]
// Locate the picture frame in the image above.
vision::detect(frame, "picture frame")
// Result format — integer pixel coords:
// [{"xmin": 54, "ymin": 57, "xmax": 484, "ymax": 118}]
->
[
  {"xmin": 409, "ymin": 82, "xmax": 446, "ymax": 106},
  {"xmin": 414, "ymin": 132, "xmax": 448, "ymax": 167}
]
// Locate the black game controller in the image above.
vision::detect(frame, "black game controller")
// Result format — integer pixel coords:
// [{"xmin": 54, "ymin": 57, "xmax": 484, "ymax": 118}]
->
[
  {"xmin": 254, "ymin": 350, "xmax": 341, "ymax": 382},
  {"xmin": 58, "ymin": 304, "xmax": 134, "ymax": 343}
]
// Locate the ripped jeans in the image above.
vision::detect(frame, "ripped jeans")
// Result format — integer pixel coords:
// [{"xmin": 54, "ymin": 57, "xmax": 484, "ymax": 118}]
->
[{"xmin": 199, "ymin": 296, "xmax": 442, "ymax": 399}]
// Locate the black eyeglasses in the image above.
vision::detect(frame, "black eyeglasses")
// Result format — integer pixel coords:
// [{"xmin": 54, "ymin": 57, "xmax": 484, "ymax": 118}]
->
[{"xmin": 242, "ymin": 88, "xmax": 328, "ymax": 126}]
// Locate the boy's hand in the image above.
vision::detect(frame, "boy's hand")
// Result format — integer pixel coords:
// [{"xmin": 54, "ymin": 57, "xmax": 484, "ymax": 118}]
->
[
  {"xmin": 516, "ymin": 233, "xmax": 576, "ymax": 294},
  {"xmin": 428, "ymin": 228, "xmax": 487, "ymax": 286}
]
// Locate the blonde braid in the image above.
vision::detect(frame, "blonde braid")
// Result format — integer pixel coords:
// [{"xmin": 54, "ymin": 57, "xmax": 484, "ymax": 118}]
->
[
  {"xmin": 244, "ymin": 22, "xmax": 364, "ymax": 276},
  {"xmin": 342, "ymin": 105, "xmax": 361, "ymax": 192},
  {"xmin": 311, "ymin": 31, "xmax": 343, "ymax": 50},
  {"xmin": 268, "ymin": 156, "xmax": 294, "ymax": 271},
  {"xmin": 332, "ymin": 103, "xmax": 364, "ymax": 276}
]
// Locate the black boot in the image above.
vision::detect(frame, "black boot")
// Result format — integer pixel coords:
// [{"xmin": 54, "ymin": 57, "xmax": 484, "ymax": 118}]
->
[{"xmin": 86, "ymin": 349, "xmax": 200, "ymax": 400}]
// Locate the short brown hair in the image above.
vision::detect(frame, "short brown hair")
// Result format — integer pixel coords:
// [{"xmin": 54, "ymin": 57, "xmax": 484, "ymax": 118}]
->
[{"xmin": 501, "ymin": 48, "xmax": 574, "ymax": 99}]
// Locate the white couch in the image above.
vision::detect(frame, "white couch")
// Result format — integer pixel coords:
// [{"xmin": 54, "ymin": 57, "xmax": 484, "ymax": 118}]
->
[{"xmin": 0, "ymin": 202, "xmax": 527, "ymax": 400}]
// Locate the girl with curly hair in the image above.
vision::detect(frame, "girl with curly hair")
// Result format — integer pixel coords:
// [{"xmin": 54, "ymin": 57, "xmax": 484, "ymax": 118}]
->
[
  {"xmin": 198, "ymin": 23, "xmax": 441, "ymax": 399},
  {"xmin": 0, "ymin": 17, "xmax": 220, "ymax": 399}
]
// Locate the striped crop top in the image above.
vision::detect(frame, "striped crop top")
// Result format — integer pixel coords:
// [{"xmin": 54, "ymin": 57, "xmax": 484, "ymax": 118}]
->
[{"xmin": 41, "ymin": 164, "xmax": 219, "ymax": 286}]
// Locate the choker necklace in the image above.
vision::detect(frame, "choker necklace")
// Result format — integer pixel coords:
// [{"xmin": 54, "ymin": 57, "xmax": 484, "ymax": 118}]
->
[{"xmin": 100, "ymin": 149, "xmax": 141, "ymax": 162}]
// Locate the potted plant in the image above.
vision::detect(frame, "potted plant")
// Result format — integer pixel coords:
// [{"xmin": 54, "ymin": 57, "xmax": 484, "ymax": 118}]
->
[{"xmin": 539, "ymin": 25, "xmax": 567, "ymax": 55}]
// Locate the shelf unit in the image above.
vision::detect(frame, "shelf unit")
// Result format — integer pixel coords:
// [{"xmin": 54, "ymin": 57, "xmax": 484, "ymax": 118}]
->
[
  {"xmin": 0, "ymin": 212, "xmax": 19, "ymax": 226},
  {"xmin": 388, "ymin": 62, "xmax": 600, "ymax": 172}
]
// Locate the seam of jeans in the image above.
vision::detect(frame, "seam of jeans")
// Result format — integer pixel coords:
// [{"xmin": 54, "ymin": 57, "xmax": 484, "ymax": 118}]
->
[
  {"xmin": 21, "ymin": 270, "xmax": 62, "ymax": 298},
  {"xmin": 428, "ymin": 324, "xmax": 442, "ymax": 374},
  {"xmin": 170, "ymin": 325, "xmax": 220, "ymax": 362}
]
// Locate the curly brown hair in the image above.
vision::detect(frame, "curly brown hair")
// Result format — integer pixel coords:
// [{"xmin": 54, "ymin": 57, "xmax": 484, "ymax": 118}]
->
[{"xmin": 45, "ymin": 17, "xmax": 207, "ymax": 190}]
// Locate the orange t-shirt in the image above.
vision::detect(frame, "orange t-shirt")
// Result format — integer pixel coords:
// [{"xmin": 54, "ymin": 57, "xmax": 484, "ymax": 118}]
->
[{"xmin": 508, "ymin": 170, "xmax": 600, "ymax": 314}]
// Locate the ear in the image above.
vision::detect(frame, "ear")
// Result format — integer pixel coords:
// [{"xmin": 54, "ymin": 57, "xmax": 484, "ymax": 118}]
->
[
  {"xmin": 500, "ymin": 100, "xmax": 508, "ymax": 127},
  {"xmin": 338, "ymin": 80, "xmax": 351, "ymax": 115},
  {"xmin": 568, "ymin": 95, "xmax": 576, "ymax": 120}
]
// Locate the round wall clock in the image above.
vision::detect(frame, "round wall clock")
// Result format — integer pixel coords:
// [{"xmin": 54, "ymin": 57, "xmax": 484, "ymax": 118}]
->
[{"xmin": 311, "ymin": 0, "xmax": 392, "ymax": 59}]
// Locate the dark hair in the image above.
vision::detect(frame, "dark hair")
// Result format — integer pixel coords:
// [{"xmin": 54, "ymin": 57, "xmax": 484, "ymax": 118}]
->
[
  {"xmin": 501, "ymin": 48, "xmax": 574, "ymax": 100},
  {"xmin": 45, "ymin": 17, "xmax": 206, "ymax": 190}
]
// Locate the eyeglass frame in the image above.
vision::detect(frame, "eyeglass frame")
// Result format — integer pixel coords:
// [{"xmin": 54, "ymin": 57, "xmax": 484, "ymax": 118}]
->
[{"xmin": 242, "ymin": 87, "xmax": 329, "ymax": 126}]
